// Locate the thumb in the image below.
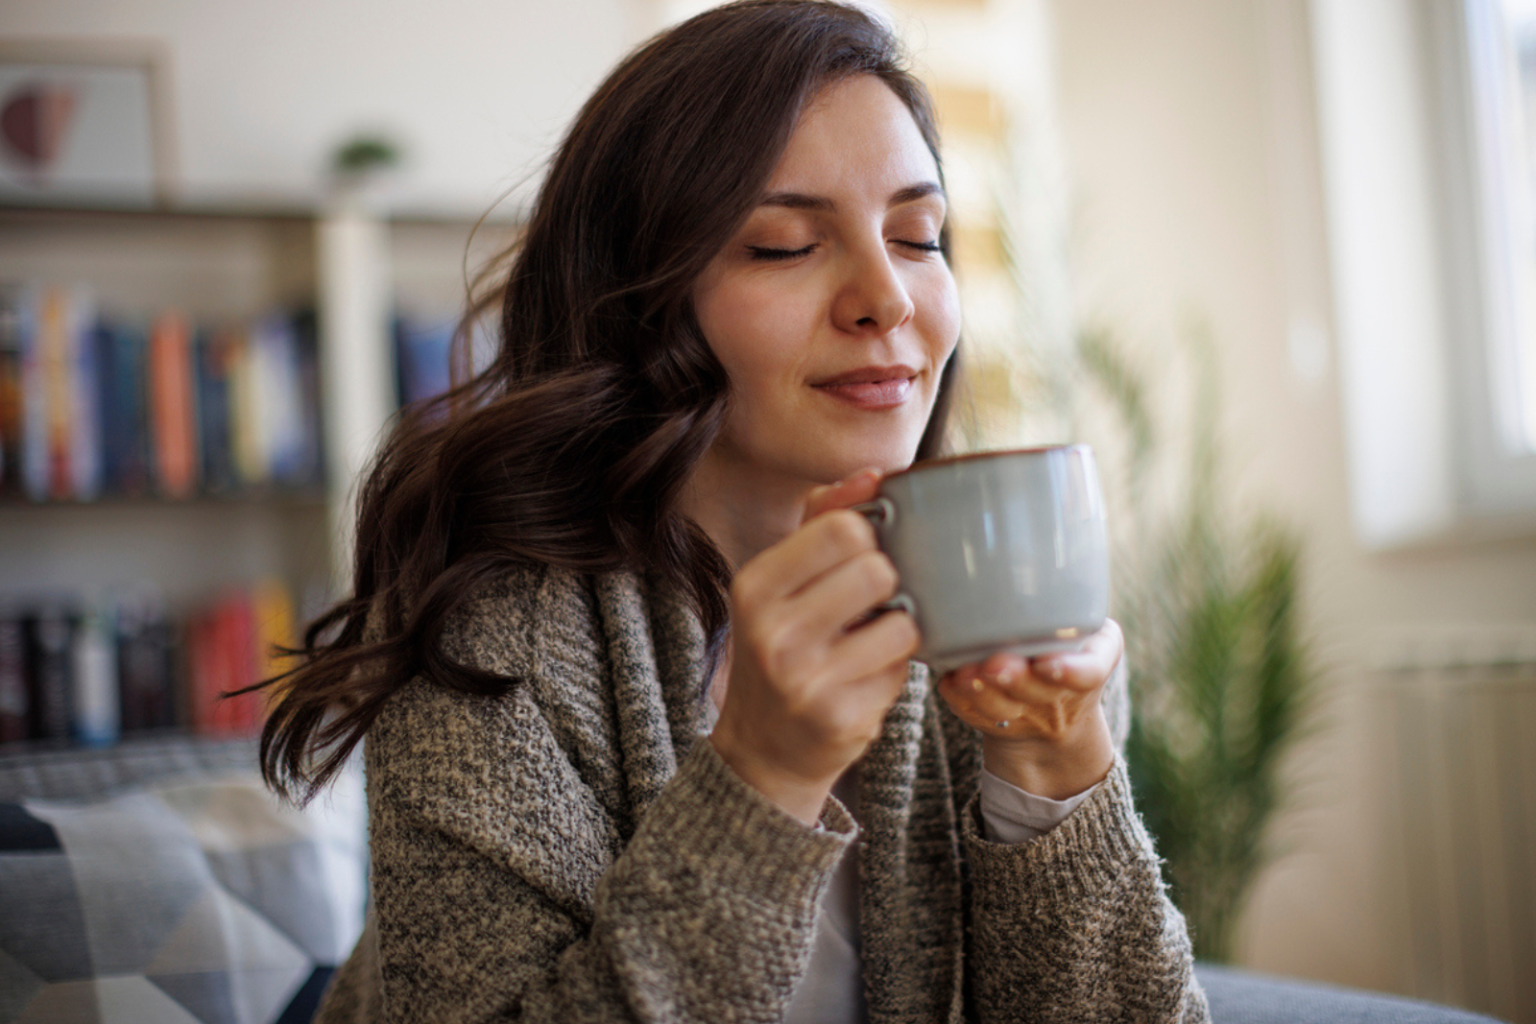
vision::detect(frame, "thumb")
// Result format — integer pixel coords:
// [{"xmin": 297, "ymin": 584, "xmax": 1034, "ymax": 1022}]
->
[{"xmin": 802, "ymin": 467, "xmax": 884, "ymax": 524}]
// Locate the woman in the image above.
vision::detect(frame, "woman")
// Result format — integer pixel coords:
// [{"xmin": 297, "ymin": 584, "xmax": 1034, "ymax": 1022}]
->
[{"xmin": 261, "ymin": 2, "xmax": 1210, "ymax": 1021}]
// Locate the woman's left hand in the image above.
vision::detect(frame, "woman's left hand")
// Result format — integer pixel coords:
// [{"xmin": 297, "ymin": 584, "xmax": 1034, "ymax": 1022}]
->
[{"xmin": 937, "ymin": 619, "xmax": 1123, "ymax": 800}]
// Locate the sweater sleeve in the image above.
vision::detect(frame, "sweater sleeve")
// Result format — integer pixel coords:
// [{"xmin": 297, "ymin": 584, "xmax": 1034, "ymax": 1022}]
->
[
  {"xmin": 321, "ymin": 680, "xmax": 857, "ymax": 1024},
  {"xmin": 960, "ymin": 755, "xmax": 1210, "ymax": 1024},
  {"xmin": 977, "ymin": 766, "xmax": 1098, "ymax": 843}
]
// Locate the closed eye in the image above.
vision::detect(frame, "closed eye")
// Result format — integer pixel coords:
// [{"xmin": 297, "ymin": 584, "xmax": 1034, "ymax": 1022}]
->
[
  {"xmin": 896, "ymin": 239, "xmax": 942, "ymax": 253},
  {"xmin": 748, "ymin": 244, "xmax": 817, "ymax": 261}
]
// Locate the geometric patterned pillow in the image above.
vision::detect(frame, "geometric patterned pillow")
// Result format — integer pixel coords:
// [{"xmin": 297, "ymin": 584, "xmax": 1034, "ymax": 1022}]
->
[{"xmin": 0, "ymin": 766, "xmax": 366, "ymax": 1024}]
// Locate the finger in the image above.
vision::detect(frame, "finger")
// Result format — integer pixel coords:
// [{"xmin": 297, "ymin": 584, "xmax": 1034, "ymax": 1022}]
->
[
  {"xmin": 821, "ymin": 606, "xmax": 921, "ymax": 683},
  {"xmin": 824, "ymin": 657, "xmax": 919, "ymax": 748},
  {"xmin": 939, "ymin": 669, "xmax": 1027, "ymax": 724},
  {"xmin": 738, "ymin": 508, "xmax": 880, "ymax": 608},
  {"xmin": 787, "ymin": 548, "xmax": 900, "ymax": 631},
  {"xmin": 974, "ymin": 651, "xmax": 1029, "ymax": 686},
  {"xmin": 1019, "ymin": 619, "xmax": 1124, "ymax": 695},
  {"xmin": 802, "ymin": 467, "xmax": 883, "ymax": 523}
]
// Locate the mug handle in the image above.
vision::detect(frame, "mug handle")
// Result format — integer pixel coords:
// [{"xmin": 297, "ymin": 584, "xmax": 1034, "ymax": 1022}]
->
[{"xmin": 850, "ymin": 498, "xmax": 918, "ymax": 618}]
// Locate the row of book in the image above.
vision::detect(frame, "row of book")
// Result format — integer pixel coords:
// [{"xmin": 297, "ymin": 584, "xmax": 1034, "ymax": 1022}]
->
[
  {"xmin": 0, "ymin": 282, "xmax": 326, "ymax": 502},
  {"xmin": 0, "ymin": 579, "xmax": 300, "ymax": 748}
]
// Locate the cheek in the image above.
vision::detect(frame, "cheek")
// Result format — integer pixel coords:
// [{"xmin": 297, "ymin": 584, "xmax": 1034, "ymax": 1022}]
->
[
  {"xmin": 695, "ymin": 277, "xmax": 820, "ymax": 391},
  {"xmin": 914, "ymin": 271, "xmax": 962, "ymax": 362}
]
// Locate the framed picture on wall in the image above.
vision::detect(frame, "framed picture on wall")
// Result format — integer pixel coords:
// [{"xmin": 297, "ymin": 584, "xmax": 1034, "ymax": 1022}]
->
[{"xmin": 0, "ymin": 40, "xmax": 176, "ymax": 207}]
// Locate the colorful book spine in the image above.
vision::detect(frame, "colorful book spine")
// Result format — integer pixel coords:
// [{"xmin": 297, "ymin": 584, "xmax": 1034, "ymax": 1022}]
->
[
  {"xmin": 250, "ymin": 576, "xmax": 295, "ymax": 706},
  {"xmin": 148, "ymin": 311, "xmax": 198, "ymax": 498},
  {"xmin": 39, "ymin": 287, "xmax": 74, "ymax": 501},
  {"xmin": 19, "ymin": 285, "xmax": 47, "ymax": 501},
  {"xmin": 394, "ymin": 314, "xmax": 456, "ymax": 411},
  {"xmin": 0, "ymin": 284, "xmax": 23, "ymax": 496},
  {"xmin": 227, "ymin": 325, "xmax": 266, "ymax": 488},
  {"xmin": 261, "ymin": 315, "xmax": 307, "ymax": 485},
  {"xmin": 66, "ymin": 289, "xmax": 102, "ymax": 501},
  {"xmin": 70, "ymin": 606, "xmax": 118, "ymax": 747},
  {"xmin": 187, "ymin": 590, "xmax": 258, "ymax": 737},
  {"xmin": 97, "ymin": 321, "xmax": 150, "ymax": 496},
  {"xmin": 9, "ymin": 285, "xmax": 327, "ymax": 502},
  {"xmin": 196, "ymin": 328, "xmax": 238, "ymax": 493},
  {"xmin": 2, "ymin": 580, "xmax": 301, "ymax": 747}
]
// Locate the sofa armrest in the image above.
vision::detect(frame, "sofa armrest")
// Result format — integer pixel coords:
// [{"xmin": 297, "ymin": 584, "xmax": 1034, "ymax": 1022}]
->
[{"xmin": 1197, "ymin": 963, "xmax": 1510, "ymax": 1024}]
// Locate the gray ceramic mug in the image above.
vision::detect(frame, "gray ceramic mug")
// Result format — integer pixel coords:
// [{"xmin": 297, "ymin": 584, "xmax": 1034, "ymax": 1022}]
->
[{"xmin": 854, "ymin": 444, "xmax": 1110, "ymax": 675}]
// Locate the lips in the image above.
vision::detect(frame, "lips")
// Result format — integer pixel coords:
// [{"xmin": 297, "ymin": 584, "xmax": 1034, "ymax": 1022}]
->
[
  {"xmin": 813, "ymin": 364, "xmax": 920, "ymax": 386},
  {"xmin": 812, "ymin": 364, "xmax": 918, "ymax": 409}
]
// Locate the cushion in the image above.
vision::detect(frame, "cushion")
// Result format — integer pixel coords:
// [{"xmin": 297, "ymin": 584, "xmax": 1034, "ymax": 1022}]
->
[{"xmin": 0, "ymin": 747, "xmax": 365, "ymax": 1024}]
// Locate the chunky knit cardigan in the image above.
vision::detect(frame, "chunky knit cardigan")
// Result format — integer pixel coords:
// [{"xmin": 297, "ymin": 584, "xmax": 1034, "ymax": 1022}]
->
[{"xmin": 315, "ymin": 561, "xmax": 1210, "ymax": 1024}]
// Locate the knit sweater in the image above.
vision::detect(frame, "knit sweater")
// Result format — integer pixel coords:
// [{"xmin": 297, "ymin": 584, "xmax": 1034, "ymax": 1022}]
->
[{"xmin": 315, "ymin": 561, "xmax": 1210, "ymax": 1024}]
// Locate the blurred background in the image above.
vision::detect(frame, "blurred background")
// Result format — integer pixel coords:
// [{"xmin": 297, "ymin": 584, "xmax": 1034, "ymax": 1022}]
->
[{"xmin": 0, "ymin": 0, "xmax": 1533, "ymax": 1020}]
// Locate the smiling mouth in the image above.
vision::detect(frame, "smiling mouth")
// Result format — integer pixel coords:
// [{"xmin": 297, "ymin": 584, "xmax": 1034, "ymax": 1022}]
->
[{"xmin": 812, "ymin": 371, "xmax": 917, "ymax": 409}]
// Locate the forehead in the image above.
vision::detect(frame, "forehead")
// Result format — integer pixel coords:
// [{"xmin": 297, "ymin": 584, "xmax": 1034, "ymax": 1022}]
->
[{"xmin": 765, "ymin": 74, "xmax": 940, "ymax": 197}]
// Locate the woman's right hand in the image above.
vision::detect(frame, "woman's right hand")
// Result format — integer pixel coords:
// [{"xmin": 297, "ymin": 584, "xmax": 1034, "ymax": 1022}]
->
[{"xmin": 708, "ymin": 469, "xmax": 921, "ymax": 825}]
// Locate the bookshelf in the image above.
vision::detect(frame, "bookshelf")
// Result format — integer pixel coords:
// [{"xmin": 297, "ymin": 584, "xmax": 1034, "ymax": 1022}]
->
[{"xmin": 0, "ymin": 203, "xmax": 516, "ymax": 747}]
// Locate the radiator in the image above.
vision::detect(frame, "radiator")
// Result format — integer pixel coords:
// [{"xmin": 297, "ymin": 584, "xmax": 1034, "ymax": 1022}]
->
[{"xmin": 1368, "ymin": 626, "xmax": 1536, "ymax": 1024}]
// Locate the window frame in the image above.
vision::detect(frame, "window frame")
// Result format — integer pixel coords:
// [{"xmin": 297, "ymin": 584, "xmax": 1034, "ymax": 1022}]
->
[
  {"xmin": 1309, "ymin": 0, "xmax": 1536, "ymax": 548},
  {"xmin": 1434, "ymin": 0, "xmax": 1536, "ymax": 516}
]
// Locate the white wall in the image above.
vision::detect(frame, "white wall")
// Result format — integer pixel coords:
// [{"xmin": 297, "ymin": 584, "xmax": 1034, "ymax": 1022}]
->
[
  {"xmin": 0, "ymin": 0, "xmax": 640, "ymax": 215},
  {"xmin": 1049, "ymin": 0, "xmax": 1536, "ymax": 998}
]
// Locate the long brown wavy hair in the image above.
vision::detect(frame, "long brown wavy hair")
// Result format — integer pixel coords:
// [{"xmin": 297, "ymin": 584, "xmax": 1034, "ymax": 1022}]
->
[{"xmin": 258, "ymin": 0, "xmax": 961, "ymax": 803}]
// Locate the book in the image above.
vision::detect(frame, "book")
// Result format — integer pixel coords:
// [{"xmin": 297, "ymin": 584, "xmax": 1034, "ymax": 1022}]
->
[
  {"xmin": 250, "ymin": 576, "xmax": 295, "ymax": 707},
  {"xmin": 38, "ymin": 286, "xmax": 73, "ymax": 501},
  {"xmin": 0, "ymin": 616, "xmax": 27, "ymax": 744},
  {"xmin": 148, "ymin": 310, "xmax": 198, "ymax": 498},
  {"xmin": 70, "ymin": 605, "xmax": 118, "ymax": 747},
  {"xmin": 255, "ymin": 314, "xmax": 310, "ymax": 487},
  {"xmin": 18, "ymin": 285, "xmax": 47, "ymax": 501},
  {"xmin": 24, "ymin": 608, "xmax": 73, "ymax": 742},
  {"xmin": 0, "ymin": 284, "xmax": 24, "ymax": 496},
  {"xmin": 292, "ymin": 309, "xmax": 325, "ymax": 487},
  {"xmin": 97, "ymin": 319, "xmax": 150, "ymax": 496},
  {"xmin": 196, "ymin": 327, "xmax": 239, "ymax": 493},
  {"xmin": 227, "ymin": 324, "xmax": 265, "ymax": 488},
  {"xmin": 186, "ymin": 590, "xmax": 261, "ymax": 737},
  {"xmin": 8, "ymin": 287, "xmax": 328, "ymax": 503},
  {"xmin": 183, "ymin": 603, "xmax": 219, "ymax": 734},
  {"xmin": 67, "ymin": 289, "xmax": 102, "ymax": 501},
  {"xmin": 116, "ymin": 592, "xmax": 179, "ymax": 733},
  {"xmin": 395, "ymin": 313, "xmax": 455, "ymax": 411}
]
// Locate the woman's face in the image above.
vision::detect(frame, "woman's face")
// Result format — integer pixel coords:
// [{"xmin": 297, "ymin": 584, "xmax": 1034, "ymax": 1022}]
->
[{"xmin": 692, "ymin": 74, "xmax": 961, "ymax": 488}]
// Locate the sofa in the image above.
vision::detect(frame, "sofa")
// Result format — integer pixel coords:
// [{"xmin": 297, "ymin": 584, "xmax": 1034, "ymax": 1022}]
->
[{"xmin": 0, "ymin": 737, "xmax": 1510, "ymax": 1024}]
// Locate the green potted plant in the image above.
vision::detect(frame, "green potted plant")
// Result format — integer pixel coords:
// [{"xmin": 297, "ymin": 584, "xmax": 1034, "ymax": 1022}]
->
[{"xmin": 1075, "ymin": 324, "xmax": 1321, "ymax": 963}]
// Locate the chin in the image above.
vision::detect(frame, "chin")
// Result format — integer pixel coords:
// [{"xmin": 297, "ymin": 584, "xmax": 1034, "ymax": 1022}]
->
[{"xmin": 814, "ymin": 439, "xmax": 923, "ymax": 482}]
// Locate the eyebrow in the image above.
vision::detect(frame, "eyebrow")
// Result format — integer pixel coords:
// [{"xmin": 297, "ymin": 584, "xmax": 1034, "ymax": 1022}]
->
[{"xmin": 759, "ymin": 180, "xmax": 945, "ymax": 212}]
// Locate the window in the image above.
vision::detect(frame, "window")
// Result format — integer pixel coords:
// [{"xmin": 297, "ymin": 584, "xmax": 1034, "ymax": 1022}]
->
[
  {"xmin": 1309, "ymin": 0, "xmax": 1536, "ymax": 546},
  {"xmin": 1467, "ymin": 0, "xmax": 1536, "ymax": 454}
]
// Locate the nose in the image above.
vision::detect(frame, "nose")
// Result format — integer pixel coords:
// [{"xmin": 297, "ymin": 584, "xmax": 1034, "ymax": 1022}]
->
[{"xmin": 831, "ymin": 242, "xmax": 916, "ymax": 336}]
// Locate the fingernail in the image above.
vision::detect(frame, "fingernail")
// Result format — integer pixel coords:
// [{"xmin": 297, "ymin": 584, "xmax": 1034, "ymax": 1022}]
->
[
  {"xmin": 1050, "ymin": 662, "xmax": 1065, "ymax": 682},
  {"xmin": 997, "ymin": 665, "xmax": 1019, "ymax": 685},
  {"xmin": 970, "ymin": 678, "xmax": 984, "ymax": 693}
]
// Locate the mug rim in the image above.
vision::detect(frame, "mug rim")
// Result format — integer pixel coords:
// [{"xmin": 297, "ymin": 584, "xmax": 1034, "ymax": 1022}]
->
[{"xmin": 887, "ymin": 442, "xmax": 1091, "ymax": 482}]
